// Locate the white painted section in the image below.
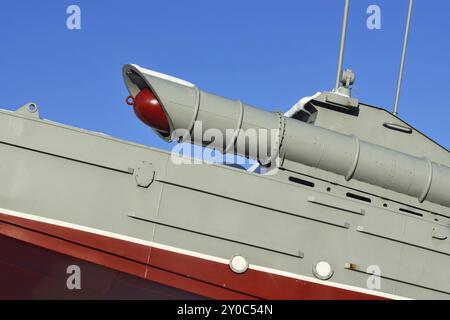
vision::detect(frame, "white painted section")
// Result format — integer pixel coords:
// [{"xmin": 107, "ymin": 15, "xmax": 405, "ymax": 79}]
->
[
  {"xmin": 316, "ymin": 261, "xmax": 332, "ymax": 278},
  {"xmin": 131, "ymin": 64, "xmax": 195, "ymax": 88},
  {"xmin": 0, "ymin": 207, "xmax": 410, "ymax": 300},
  {"xmin": 284, "ymin": 92, "xmax": 322, "ymax": 118},
  {"xmin": 229, "ymin": 255, "xmax": 249, "ymax": 274}
]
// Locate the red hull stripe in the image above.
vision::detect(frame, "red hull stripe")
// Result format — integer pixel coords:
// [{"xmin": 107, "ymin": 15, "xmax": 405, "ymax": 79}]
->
[{"xmin": 0, "ymin": 210, "xmax": 399, "ymax": 300}]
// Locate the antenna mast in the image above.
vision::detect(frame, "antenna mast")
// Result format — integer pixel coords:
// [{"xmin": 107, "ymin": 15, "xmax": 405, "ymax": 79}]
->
[
  {"xmin": 394, "ymin": 0, "xmax": 414, "ymax": 115},
  {"xmin": 335, "ymin": 0, "xmax": 350, "ymax": 91}
]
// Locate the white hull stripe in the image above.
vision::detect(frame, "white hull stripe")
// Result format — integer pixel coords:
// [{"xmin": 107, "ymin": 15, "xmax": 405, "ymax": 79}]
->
[{"xmin": 0, "ymin": 207, "xmax": 410, "ymax": 300}]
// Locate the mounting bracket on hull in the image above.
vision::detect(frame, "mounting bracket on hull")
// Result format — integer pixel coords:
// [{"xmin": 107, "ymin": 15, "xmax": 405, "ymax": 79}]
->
[
  {"xmin": 134, "ymin": 161, "xmax": 155, "ymax": 188},
  {"xmin": 432, "ymin": 228, "xmax": 448, "ymax": 241},
  {"xmin": 16, "ymin": 102, "xmax": 40, "ymax": 119}
]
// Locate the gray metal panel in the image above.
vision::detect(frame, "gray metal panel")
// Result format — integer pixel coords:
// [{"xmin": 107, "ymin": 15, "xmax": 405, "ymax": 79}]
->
[
  {"xmin": 311, "ymin": 101, "xmax": 450, "ymax": 166},
  {"xmin": 123, "ymin": 65, "xmax": 450, "ymax": 209},
  {"xmin": 0, "ymin": 104, "xmax": 449, "ymax": 299}
]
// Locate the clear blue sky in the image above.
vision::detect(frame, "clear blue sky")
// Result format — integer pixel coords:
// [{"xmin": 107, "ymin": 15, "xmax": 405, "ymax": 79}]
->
[{"xmin": 0, "ymin": 0, "xmax": 449, "ymax": 152}]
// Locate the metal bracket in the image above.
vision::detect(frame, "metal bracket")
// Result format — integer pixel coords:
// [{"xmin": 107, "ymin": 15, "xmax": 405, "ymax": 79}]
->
[
  {"xmin": 311, "ymin": 92, "xmax": 359, "ymax": 116},
  {"xmin": 325, "ymin": 92, "xmax": 359, "ymax": 109},
  {"xmin": 383, "ymin": 122, "xmax": 413, "ymax": 134},
  {"xmin": 432, "ymin": 228, "xmax": 448, "ymax": 241},
  {"xmin": 134, "ymin": 161, "xmax": 155, "ymax": 188},
  {"xmin": 16, "ymin": 102, "xmax": 40, "ymax": 119}
]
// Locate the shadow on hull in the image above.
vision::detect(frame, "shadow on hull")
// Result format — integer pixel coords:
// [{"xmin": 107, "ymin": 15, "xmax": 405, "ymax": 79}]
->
[{"xmin": 0, "ymin": 235, "xmax": 206, "ymax": 300}]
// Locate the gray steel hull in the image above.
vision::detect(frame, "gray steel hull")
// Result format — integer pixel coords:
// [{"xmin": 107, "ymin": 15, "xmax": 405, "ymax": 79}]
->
[{"xmin": 0, "ymin": 107, "xmax": 448, "ymax": 299}]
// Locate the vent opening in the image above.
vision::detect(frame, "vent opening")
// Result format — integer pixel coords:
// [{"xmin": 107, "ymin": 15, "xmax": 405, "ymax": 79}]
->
[
  {"xmin": 346, "ymin": 192, "xmax": 371, "ymax": 203},
  {"xmin": 289, "ymin": 177, "xmax": 315, "ymax": 188},
  {"xmin": 399, "ymin": 208, "xmax": 423, "ymax": 217}
]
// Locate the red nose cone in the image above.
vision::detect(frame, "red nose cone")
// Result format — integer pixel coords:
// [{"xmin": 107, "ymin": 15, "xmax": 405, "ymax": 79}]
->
[{"xmin": 133, "ymin": 88, "xmax": 170, "ymax": 135}]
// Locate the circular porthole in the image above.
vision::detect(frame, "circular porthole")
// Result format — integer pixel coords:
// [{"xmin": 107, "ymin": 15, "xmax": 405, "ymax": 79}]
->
[
  {"xmin": 28, "ymin": 104, "xmax": 37, "ymax": 113},
  {"xmin": 229, "ymin": 255, "xmax": 249, "ymax": 274},
  {"xmin": 313, "ymin": 260, "xmax": 334, "ymax": 280}
]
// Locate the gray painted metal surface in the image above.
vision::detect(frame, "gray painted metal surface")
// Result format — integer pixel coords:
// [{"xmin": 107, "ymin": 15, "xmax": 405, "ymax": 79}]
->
[
  {"xmin": 0, "ymin": 64, "xmax": 449, "ymax": 299},
  {"xmin": 123, "ymin": 64, "xmax": 450, "ymax": 209}
]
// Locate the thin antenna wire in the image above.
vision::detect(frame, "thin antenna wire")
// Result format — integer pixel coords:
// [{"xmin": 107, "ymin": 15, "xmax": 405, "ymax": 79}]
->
[
  {"xmin": 335, "ymin": 0, "xmax": 350, "ymax": 90},
  {"xmin": 394, "ymin": 0, "xmax": 414, "ymax": 115}
]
